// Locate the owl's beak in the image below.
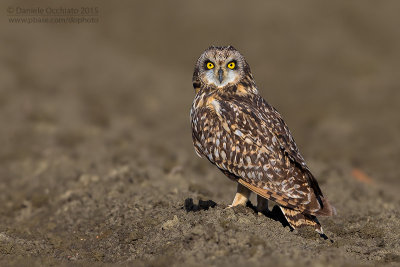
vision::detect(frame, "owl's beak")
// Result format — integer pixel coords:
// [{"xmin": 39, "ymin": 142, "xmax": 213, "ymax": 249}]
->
[{"xmin": 218, "ymin": 69, "xmax": 224, "ymax": 83}]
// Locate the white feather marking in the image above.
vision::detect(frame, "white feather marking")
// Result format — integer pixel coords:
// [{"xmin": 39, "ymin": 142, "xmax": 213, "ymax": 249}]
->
[
  {"xmin": 234, "ymin": 129, "xmax": 243, "ymax": 137},
  {"xmin": 195, "ymin": 151, "xmax": 202, "ymax": 158},
  {"xmin": 211, "ymin": 99, "xmax": 221, "ymax": 115},
  {"xmin": 246, "ymin": 156, "xmax": 251, "ymax": 165},
  {"xmin": 244, "ymin": 137, "xmax": 253, "ymax": 144},
  {"xmin": 220, "ymin": 150, "xmax": 226, "ymax": 160},
  {"xmin": 214, "ymin": 148, "xmax": 219, "ymax": 159},
  {"xmin": 286, "ymin": 192, "xmax": 302, "ymax": 199},
  {"xmin": 222, "ymin": 123, "xmax": 230, "ymax": 132}
]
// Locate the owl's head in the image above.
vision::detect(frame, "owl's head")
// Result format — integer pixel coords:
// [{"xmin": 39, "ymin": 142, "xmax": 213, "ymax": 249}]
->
[{"xmin": 193, "ymin": 46, "xmax": 252, "ymax": 90}]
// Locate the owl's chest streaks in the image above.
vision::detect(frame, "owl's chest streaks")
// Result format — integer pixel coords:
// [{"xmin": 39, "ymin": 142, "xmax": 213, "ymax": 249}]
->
[
  {"xmin": 192, "ymin": 93, "xmax": 262, "ymax": 167},
  {"xmin": 191, "ymin": 92, "xmax": 231, "ymax": 167}
]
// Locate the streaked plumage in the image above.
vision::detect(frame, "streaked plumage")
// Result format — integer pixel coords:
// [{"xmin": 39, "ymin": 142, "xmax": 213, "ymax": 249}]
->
[{"xmin": 190, "ymin": 46, "xmax": 336, "ymax": 234}]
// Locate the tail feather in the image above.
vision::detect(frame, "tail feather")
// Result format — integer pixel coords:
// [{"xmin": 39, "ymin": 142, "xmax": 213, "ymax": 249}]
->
[
  {"xmin": 306, "ymin": 172, "xmax": 336, "ymax": 217},
  {"xmin": 315, "ymin": 197, "xmax": 337, "ymax": 217},
  {"xmin": 280, "ymin": 206, "xmax": 324, "ymax": 234}
]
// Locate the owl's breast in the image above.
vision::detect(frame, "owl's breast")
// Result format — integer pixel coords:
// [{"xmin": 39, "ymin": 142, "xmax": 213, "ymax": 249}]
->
[{"xmin": 190, "ymin": 93, "xmax": 229, "ymax": 162}]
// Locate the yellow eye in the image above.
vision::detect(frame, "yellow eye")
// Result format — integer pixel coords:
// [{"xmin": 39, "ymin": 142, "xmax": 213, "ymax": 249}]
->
[
  {"xmin": 206, "ymin": 62, "xmax": 214, "ymax": 69},
  {"xmin": 227, "ymin": 62, "xmax": 236, "ymax": 69}
]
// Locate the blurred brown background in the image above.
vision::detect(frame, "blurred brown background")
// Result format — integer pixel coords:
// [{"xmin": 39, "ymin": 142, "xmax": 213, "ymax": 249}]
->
[{"xmin": 1, "ymin": 1, "xmax": 399, "ymax": 266}]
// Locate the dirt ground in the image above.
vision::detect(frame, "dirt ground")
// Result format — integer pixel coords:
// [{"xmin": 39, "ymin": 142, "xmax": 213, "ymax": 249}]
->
[{"xmin": 1, "ymin": 1, "xmax": 400, "ymax": 266}]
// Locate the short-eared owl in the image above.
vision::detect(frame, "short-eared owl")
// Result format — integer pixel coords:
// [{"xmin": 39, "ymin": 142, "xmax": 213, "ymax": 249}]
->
[{"xmin": 190, "ymin": 46, "xmax": 336, "ymax": 234}]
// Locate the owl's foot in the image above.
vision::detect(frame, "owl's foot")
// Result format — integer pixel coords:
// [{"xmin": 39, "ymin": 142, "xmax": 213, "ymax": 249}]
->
[{"xmin": 226, "ymin": 183, "xmax": 251, "ymax": 209}]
